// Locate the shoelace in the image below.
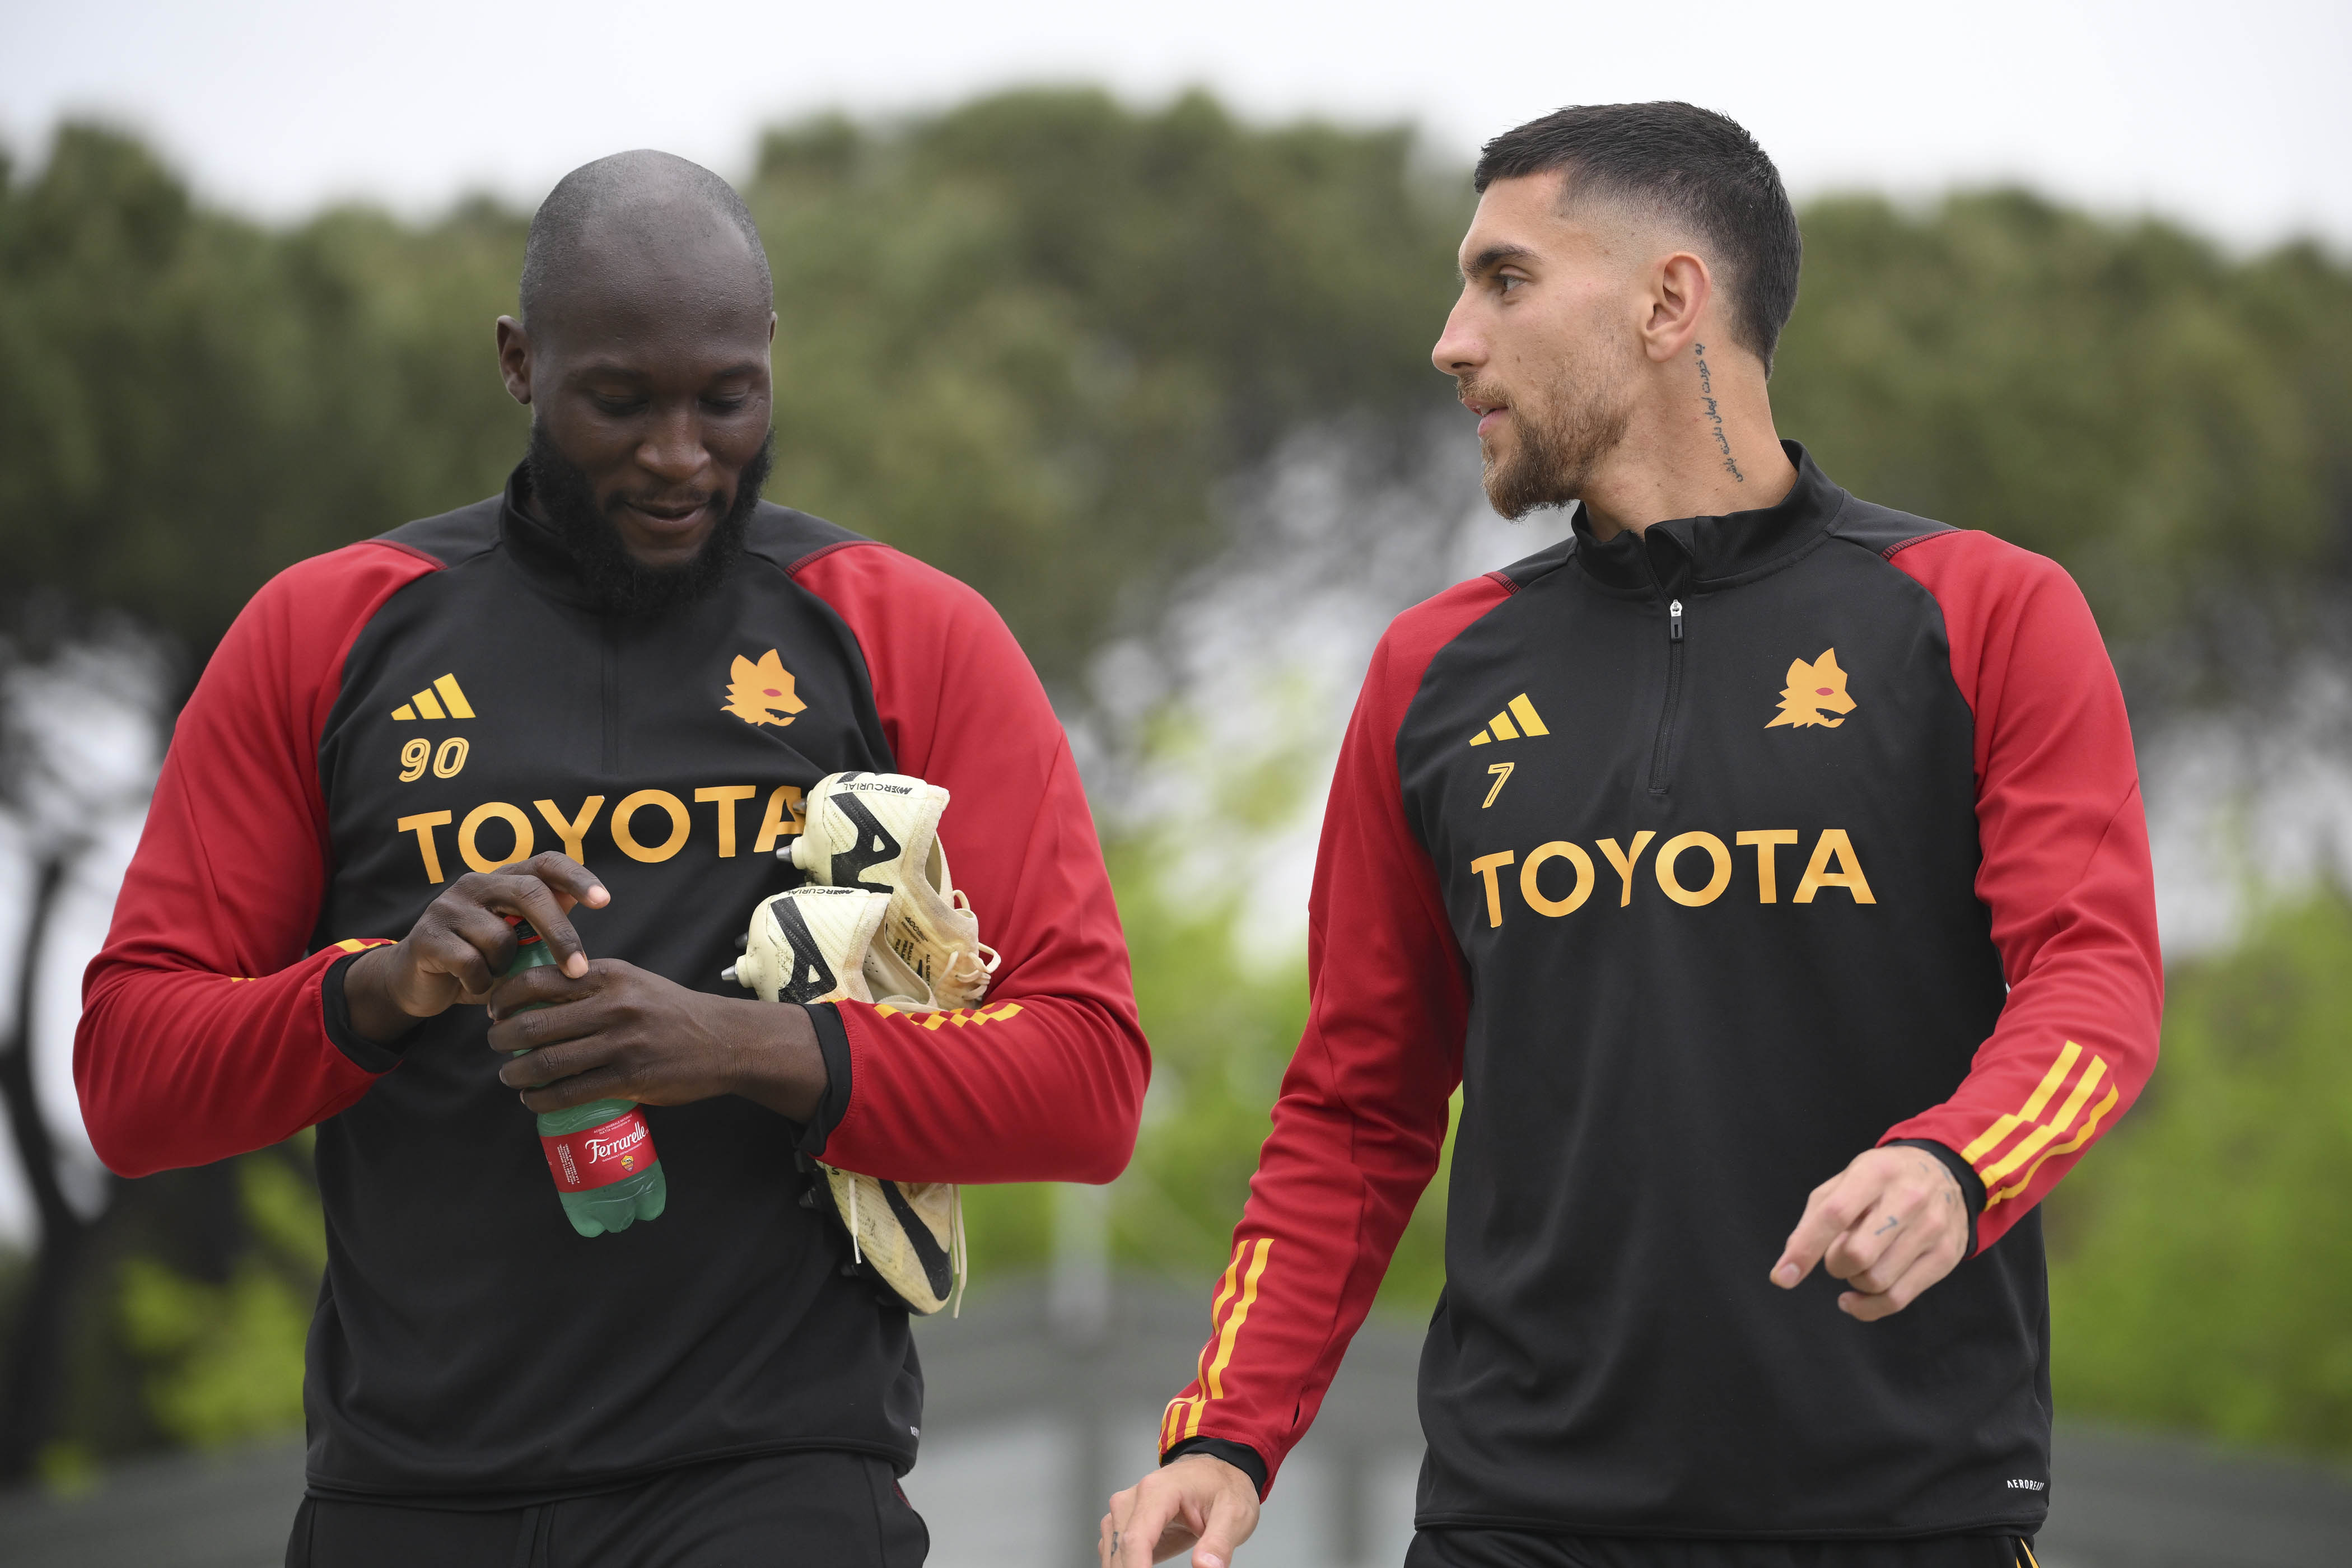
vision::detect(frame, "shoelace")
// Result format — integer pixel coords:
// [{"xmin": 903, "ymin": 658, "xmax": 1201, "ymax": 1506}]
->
[
  {"xmin": 844, "ymin": 1174, "xmax": 864, "ymax": 1266},
  {"xmin": 939, "ymin": 890, "xmax": 1002, "ymax": 997},
  {"xmin": 944, "ymin": 946, "xmax": 1001, "ymax": 991},
  {"xmin": 949, "ymin": 1185, "xmax": 968, "ymax": 1318}
]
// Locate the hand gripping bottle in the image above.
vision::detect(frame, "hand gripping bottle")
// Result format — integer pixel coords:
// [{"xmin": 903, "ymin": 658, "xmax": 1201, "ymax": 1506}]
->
[{"xmin": 504, "ymin": 920, "xmax": 667, "ymax": 1236}]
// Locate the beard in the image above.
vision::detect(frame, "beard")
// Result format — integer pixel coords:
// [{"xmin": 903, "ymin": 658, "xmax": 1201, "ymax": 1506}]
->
[
  {"xmin": 1467, "ymin": 351, "xmax": 1635, "ymax": 522},
  {"xmin": 524, "ymin": 423, "xmax": 773, "ymax": 620}
]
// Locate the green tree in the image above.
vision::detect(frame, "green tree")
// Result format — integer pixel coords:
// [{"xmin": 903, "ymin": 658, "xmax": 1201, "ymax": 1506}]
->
[
  {"xmin": 1773, "ymin": 191, "xmax": 2352, "ymax": 680},
  {"xmin": 0, "ymin": 96, "xmax": 1468, "ymax": 692},
  {"xmin": 2047, "ymin": 892, "xmax": 2352, "ymax": 1457}
]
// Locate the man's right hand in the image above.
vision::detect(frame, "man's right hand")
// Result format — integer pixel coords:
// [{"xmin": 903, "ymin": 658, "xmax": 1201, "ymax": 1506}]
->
[
  {"xmin": 342, "ymin": 854, "xmax": 609, "ymax": 1044},
  {"xmin": 1100, "ymin": 1454, "xmax": 1260, "ymax": 1567}
]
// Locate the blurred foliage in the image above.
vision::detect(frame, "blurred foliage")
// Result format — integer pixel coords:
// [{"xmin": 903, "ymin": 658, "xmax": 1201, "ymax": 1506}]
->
[
  {"xmin": 4, "ymin": 91, "xmax": 2352, "ymax": 1474},
  {"xmin": 117, "ymin": 1153, "xmax": 322, "ymax": 1448},
  {"xmin": 0, "ymin": 95, "xmax": 1466, "ymax": 688},
  {"xmin": 2048, "ymin": 890, "xmax": 2352, "ymax": 1457},
  {"xmin": 1775, "ymin": 191, "xmax": 2352, "ymax": 682},
  {"xmin": 965, "ymin": 688, "xmax": 1455, "ymax": 1313},
  {"xmin": 0, "ymin": 128, "xmax": 529, "ymax": 660}
]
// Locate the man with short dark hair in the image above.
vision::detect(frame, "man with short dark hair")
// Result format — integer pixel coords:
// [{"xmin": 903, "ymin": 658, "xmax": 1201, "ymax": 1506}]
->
[
  {"xmin": 1103, "ymin": 102, "xmax": 2158, "ymax": 1568},
  {"xmin": 77, "ymin": 150, "xmax": 1149, "ymax": 1566}
]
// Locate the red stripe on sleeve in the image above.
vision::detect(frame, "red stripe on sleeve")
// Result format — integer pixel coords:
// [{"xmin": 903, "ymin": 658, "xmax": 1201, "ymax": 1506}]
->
[
  {"xmin": 1878, "ymin": 531, "xmax": 2163, "ymax": 1249},
  {"xmin": 75, "ymin": 543, "xmax": 437, "ymax": 1176}
]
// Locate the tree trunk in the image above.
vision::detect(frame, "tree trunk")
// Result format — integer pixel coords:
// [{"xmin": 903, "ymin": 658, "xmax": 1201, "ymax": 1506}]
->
[{"xmin": 0, "ymin": 852, "xmax": 104, "ymax": 1479}]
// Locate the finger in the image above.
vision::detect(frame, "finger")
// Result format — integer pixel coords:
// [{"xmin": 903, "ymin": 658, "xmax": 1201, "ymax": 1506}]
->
[
  {"xmin": 1117, "ymin": 1482, "xmax": 1188, "ymax": 1568},
  {"xmin": 1189, "ymin": 1487, "xmax": 1259, "ymax": 1568},
  {"xmin": 503, "ymin": 1034, "xmax": 635, "ymax": 1100},
  {"xmin": 1850, "ymin": 1197, "xmax": 1969, "ymax": 1299},
  {"xmin": 417, "ymin": 903, "xmax": 516, "ymax": 997},
  {"xmin": 1828, "ymin": 1163, "xmax": 1960, "ymax": 1291},
  {"xmin": 1835, "ymin": 1206, "xmax": 1934, "ymax": 1295},
  {"xmin": 486, "ymin": 1002, "xmax": 600, "ymax": 1063},
  {"xmin": 1822, "ymin": 1193, "xmax": 1902, "ymax": 1284},
  {"xmin": 484, "ymin": 963, "xmax": 598, "ymax": 1029},
  {"xmin": 515, "ymin": 1061, "xmax": 637, "ymax": 1112},
  {"xmin": 1772, "ymin": 1175, "xmax": 1864, "ymax": 1288},
  {"xmin": 1839, "ymin": 1243, "xmax": 1955, "ymax": 1320},
  {"xmin": 481, "ymin": 867, "xmax": 598, "ymax": 978},
  {"xmin": 1100, "ymin": 1488, "xmax": 1158, "ymax": 1568}
]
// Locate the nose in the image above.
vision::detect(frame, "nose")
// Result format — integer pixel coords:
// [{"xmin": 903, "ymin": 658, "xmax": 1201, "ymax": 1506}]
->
[
  {"xmin": 1431, "ymin": 288, "xmax": 1485, "ymax": 379},
  {"xmin": 636, "ymin": 403, "xmax": 709, "ymax": 485}
]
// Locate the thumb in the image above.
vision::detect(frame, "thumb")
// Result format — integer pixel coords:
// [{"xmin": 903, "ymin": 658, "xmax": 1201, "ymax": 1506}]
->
[{"xmin": 1189, "ymin": 1490, "xmax": 1257, "ymax": 1568}]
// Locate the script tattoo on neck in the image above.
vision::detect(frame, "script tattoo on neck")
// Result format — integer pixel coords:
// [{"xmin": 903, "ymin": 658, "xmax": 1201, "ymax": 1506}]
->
[{"xmin": 1695, "ymin": 342, "xmax": 1745, "ymax": 483}]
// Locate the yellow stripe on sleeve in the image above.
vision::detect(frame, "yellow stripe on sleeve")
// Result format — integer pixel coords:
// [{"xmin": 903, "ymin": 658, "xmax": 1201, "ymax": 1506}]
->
[
  {"xmin": 1184, "ymin": 1238, "xmax": 1272, "ymax": 1440},
  {"xmin": 1178, "ymin": 1245, "xmax": 1249, "ymax": 1440},
  {"xmin": 1960, "ymin": 1041, "xmax": 2082, "ymax": 1164},
  {"xmin": 1978, "ymin": 1055, "xmax": 2110, "ymax": 1185},
  {"xmin": 1987, "ymin": 1086, "xmax": 2121, "ymax": 1207}
]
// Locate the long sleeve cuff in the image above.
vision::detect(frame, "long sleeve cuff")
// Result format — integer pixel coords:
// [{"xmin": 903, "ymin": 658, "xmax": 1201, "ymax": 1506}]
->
[
  {"xmin": 794, "ymin": 1002, "xmax": 851, "ymax": 1159},
  {"xmin": 1889, "ymin": 1137, "xmax": 1987, "ymax": 1256},
  {"xmin": 320, "ymin": 948, "xmax": 405, "ymax": 1073},
  {"xmin": 1162, "ymin": 1436, "xmax": 1271, "ymax": 1499}
]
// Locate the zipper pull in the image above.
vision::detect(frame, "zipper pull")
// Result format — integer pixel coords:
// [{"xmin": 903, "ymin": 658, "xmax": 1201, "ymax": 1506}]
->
[{"xmin": 1669, "ymin": 600, "xmax": 1684, "ymax": 642}]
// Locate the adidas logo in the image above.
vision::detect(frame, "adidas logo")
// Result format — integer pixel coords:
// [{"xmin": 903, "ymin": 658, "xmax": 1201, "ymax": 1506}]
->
[
  {"xmin": 1468, "ymin": 693, "xmax": 1549, "ymax": 746},
  {"xmin": 391, "ymin": 674, "xmax": 476, "ymax": 722}
]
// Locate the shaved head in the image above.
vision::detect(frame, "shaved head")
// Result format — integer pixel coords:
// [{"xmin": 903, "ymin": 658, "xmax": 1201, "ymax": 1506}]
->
[
  {"xmin": 519, "ymin": 149, "xmax": 772, "ymax": 333},
  {"xmin": 494, "ymin": 149, "xmax": 778, "ymax": 615}
]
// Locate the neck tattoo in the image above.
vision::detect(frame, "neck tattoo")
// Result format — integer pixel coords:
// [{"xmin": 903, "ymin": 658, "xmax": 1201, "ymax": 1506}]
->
[{"xmin": 1695, "ymin": 342, "xmax": 1746, "ymax": 484}]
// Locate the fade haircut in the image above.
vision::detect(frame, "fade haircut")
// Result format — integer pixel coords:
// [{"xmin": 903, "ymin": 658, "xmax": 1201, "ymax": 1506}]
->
[
  {"xmin": 519, "ymin": 150, "xmax": 772, "ymax": 329},
  {"xmin": 1474, "ymin": 103, "xmax": 1801, "ymax": 373}
]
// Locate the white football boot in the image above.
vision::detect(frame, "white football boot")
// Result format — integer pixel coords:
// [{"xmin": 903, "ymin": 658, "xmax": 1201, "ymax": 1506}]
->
[
  {"xmin": 721, "ymin": 886, "xmax": 966, "ymax": 1314},
  {"xmin": 787, "ymin": 771, "xmax": 1000, "ymax": 1009}
]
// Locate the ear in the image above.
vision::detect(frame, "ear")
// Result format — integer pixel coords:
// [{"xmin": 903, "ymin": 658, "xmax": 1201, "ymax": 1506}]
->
[
  {"xmin": 496, "ymin": 316, "xmax": 534, "ymax": 406},
  {"xmin": 1639, "ymin": 250, "xmax": 1712, "ymax": 363}
]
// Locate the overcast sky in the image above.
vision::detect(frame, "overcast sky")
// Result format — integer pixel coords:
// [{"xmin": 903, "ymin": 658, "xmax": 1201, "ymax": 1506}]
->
[{"xmin": 4, "ymin": 0, "xmax": 2348, "ymax": 249}]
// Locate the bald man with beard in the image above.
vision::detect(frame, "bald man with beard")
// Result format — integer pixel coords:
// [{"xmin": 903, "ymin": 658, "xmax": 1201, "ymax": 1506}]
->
[{"xmin": 76, "ymin": 151, "xmax": 1148, "ymax": 1567}]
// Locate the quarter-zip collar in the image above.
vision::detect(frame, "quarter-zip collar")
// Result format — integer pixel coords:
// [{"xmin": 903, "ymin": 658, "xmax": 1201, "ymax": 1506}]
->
[{"xmin": 1569, "ymin": 441, "xmax": 1845, "ymax": 598}]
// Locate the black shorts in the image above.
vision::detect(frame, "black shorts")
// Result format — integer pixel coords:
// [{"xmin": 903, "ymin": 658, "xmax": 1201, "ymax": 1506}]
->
[
  {"xmin": 1404, "ymin": 1528, "xmax": 2041, "ymax": 1568},
  {"xmin": 286, "ymin": 1451, "xmax": 927, "ymax": 1568}
]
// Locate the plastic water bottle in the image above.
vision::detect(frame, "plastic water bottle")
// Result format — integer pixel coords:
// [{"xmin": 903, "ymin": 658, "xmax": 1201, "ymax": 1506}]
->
[{"xmin": 505, "ymin": 921, "xmax": 668, "ymax": 1236}]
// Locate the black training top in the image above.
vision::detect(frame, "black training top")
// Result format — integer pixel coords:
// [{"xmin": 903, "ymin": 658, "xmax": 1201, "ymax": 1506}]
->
[
  {"xmin": 79, "ymin": 469, "xmax": 1147, "ymax": 1504},
  {"xmin": 1160, "ymin": 447, "xmax": 2161, "ymax": 1539}
]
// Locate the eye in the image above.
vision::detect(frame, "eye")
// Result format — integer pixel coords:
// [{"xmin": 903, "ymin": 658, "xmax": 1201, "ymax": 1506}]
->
[
  {"xmin": 703, "ymin": 393, "xmax": 754, "ymax": 414},
  {"xmin": 1497, "ymin": 274, "xmax": 1528, "ymax": 296},
  {"xmin": 590, "ymin": 394, "xmax": 647, "ymax": 416}
]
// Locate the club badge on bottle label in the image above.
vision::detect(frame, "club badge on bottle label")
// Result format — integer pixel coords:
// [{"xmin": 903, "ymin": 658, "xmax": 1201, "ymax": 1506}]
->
[{"xmin": 542, "ymin": 1110, "xmax": 654, "ymax": 1190}]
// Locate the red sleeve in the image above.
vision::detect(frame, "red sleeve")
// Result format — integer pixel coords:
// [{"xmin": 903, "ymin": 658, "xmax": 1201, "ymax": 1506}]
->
[
  {"xmin": 1879, "ymin": 531, "xmax": 2163, "ymax": 1250},
  {"xmin": 74, "ymin": 543, "xmax": 436, "ymax": 1177},
  {"xmin": 790, "ymin": 543, "xmax": 1149, "ymax": 1184},
  {"xmin": 1155, "ymin": 575, "xmax": 1508, "ymax": 1491}
]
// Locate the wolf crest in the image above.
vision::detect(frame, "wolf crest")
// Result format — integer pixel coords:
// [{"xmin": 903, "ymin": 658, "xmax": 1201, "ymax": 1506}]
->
[
  {"xmin": 1767, "ymin": 649, "xmax": 1856, "ymax": 730},
  {"xmin": 723, "ymin": 649, "xmax": 808, "ymax": 729}
]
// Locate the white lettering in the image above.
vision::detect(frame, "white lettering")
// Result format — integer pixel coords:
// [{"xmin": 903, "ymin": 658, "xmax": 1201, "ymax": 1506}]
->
[{"xmin": 584, "ymin": 1124, "xmax": 648, "ymax": 1163}]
